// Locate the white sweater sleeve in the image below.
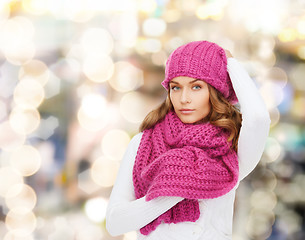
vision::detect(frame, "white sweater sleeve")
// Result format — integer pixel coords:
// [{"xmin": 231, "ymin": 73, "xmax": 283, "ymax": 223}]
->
[
  {"xmin": 106, "ymin": 132, "xmax": 183, "ymax": 236},
  {"xmin": 227, "ymin": 58, "xmax": 271, "ymax": 181}
]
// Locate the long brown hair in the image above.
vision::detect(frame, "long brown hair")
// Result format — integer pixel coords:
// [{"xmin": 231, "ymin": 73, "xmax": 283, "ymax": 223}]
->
[{"xmin": 139, "ymin": 84, "xmax": 242, "ymax": 152}]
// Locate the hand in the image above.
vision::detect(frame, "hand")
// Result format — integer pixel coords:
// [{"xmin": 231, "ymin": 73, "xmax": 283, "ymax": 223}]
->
[{"xmin": 224, "ymin": 49, "xmax": 233, "ymax": 59}]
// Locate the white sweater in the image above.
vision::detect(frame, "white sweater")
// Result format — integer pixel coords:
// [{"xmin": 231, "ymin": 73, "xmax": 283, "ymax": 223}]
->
[{"xmin": 106, "ymin": 58, "xmax": 271, "ymax": 240}]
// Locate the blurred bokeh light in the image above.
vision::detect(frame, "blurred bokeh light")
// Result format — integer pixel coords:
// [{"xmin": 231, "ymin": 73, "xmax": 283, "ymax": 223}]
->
[{"xmin": 0, "ymin": 0, "xmax": 304, "ymax": 239}]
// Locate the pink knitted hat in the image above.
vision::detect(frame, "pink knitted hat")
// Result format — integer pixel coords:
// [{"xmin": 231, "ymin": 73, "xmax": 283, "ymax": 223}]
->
[{"xmin": 161, "ymin": 41, "xmax": 238, "ymax": 104}]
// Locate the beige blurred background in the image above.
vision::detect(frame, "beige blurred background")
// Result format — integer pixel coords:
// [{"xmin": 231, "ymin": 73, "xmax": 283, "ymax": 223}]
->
[{"xmin": 0, "ymin": 0, "xmax": 304, "ymax": 239}]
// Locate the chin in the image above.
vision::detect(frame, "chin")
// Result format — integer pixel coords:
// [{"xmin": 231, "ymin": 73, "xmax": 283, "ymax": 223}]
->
[
  {"xmin": 177, "ymin": 116, "xmax": 198, "ymax": 124},
  {"xmin": 176, "ymin": 113, "xmax": 209, "ymax": 124}
]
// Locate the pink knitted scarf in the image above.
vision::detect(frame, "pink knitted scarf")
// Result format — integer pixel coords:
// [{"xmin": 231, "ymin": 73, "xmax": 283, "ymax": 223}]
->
[{"xmin": 133, "ymin": 111, "xmax": 239, "ymax": 235}]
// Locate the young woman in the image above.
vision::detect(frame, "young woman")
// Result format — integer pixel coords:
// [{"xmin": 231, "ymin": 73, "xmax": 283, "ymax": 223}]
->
[{"xmin": 106, "ymin": 40, "xmax": 271, "ymax": 240}]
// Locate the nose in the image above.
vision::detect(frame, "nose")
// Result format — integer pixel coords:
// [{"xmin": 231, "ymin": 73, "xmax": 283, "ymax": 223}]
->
[{"xmin": 180, "ymin": 89, "xmax": 191, "ymax": 104}]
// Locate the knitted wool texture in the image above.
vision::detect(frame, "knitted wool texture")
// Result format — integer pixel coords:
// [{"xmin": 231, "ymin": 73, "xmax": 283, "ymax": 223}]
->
[
  {"xmin": 161, "ymin": 40, "xmax": 238, "ymax": 104},
  {"xmin": 133, "ymin": 111, "xmax": 239, "ymax": 235}
]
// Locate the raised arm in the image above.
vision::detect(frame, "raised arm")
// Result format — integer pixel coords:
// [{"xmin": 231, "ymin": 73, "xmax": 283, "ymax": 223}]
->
[
  {"xmin": 106, "ymin": 133, "xmax": 183, "ymax": 236},
  {"xmin": 227, "ymin": 57, "xmax": 271, "ymax": 181}
]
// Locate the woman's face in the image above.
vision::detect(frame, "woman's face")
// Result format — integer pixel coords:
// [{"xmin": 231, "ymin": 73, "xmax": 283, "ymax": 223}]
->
[{"xmin": 169, "ymin": 76, "xmax": 211, "ymax": 124}]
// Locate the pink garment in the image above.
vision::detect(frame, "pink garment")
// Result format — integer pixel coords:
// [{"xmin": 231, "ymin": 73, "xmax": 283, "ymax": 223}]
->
[{"xmin": 133, "ymin": 111, "xmax": 239, "ymax": 235}]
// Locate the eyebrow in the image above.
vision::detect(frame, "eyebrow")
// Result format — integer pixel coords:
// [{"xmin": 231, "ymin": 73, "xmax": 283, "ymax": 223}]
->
[{"xmin": 170, "ymin": 79, "xmax": 201, "ymax": 84}]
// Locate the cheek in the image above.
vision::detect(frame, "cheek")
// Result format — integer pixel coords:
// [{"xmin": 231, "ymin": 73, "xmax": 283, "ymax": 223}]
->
[
  {"xmin": 205, "ymin": 98, "xmax": 211, "ymax": 110},
  {"xmin": 169, "ymin": 94, "xmax": 173, "ymax": 105},
  {"xmin": 196, "ymin": 92, "xmax": 210, "ymax": 107},
  {"xmin": 206, "ymin": 95, "xmax": 211, "ymax": 107},
  {"xmin": 204, "ymin": 91, "xmax": 210, "ymax": 106},
  {"xmin": 169, "ymin": 94, "xmax": 177, "ymax": 106}
]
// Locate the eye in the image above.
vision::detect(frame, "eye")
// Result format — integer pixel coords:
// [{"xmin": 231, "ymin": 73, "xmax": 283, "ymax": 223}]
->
[
  {"xmin": 171, "ymin": 86, "xmax": 180, "ymax": 91},
  {"xmin": 192, "ymin": 85, "xmax": 201, "ymax": 90}
]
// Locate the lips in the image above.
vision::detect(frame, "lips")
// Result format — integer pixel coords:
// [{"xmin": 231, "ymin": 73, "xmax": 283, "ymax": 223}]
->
[{"xmin": 180, "ymin": 109, "xmax": 194, "ymax": 114}]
